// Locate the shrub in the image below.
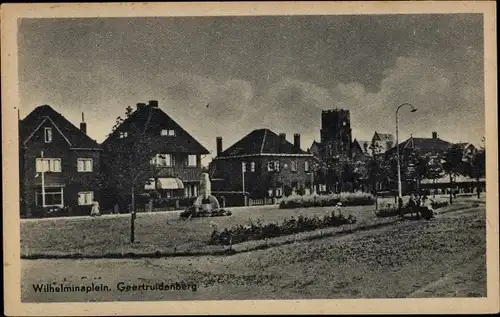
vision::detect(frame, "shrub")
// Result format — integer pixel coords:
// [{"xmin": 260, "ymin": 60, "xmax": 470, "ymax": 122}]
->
[
  {"xmin": 279, "ymin": 192, "xmax": 374, "ymax": 209},
  {"xmin": 180, "ymin": 207, "xmax": 232, "ymax": 219},
  {"xmin": 208, "ymin": 211, "xmax": 357, "ymax": 246}
]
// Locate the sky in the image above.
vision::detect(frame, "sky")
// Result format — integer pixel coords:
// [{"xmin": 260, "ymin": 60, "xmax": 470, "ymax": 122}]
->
[{"xmin": 18, "ymin": 14, "xmax": 485, "ymax": 165}]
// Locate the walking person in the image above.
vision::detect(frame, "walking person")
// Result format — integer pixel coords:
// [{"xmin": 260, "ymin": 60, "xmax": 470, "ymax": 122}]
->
[{"xmin": 90, "ymin": 199, "xmax": 101, "ymax": 217}]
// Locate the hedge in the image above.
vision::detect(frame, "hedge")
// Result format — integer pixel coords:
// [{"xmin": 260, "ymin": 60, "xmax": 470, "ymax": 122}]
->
[
  {"xmin": 279, "ymin": 192, "xmax": 375, "ymax": 209},
  {"xmin": 208, "ymin": 212, "xmax": 357, "ymax": 246}
]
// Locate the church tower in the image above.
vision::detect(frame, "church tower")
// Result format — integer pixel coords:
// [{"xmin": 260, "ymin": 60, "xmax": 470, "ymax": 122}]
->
[{"xmin": 320, "ymin": 109, "xmax": 352, "ymax": 158}]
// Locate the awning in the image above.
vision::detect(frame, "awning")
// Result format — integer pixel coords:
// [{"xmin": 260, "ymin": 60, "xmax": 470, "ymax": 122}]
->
[{"xmin": 156, "ymin": 178, "xmax": 184, "ymax": 190}]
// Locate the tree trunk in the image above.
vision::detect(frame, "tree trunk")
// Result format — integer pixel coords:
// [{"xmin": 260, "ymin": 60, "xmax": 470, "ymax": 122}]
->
[
  {"xmin": 449, "ymin": 174, "xmax": 453, "ymax": 204},
  {"xmin": 130, "ymin": 185, "xmax": 136, "ymax": 243}
]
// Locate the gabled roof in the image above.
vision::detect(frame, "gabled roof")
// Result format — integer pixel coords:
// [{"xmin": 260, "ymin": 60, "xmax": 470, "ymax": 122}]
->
[
  {"xmin": 20, "ymin": 105, "xmax": 100, "ymax": 149},
  {"xmin": 102, "ymin": 105, "xmax": 209, "ymax": 154},
  {"xmin": 357, "ymin": 140, "xmax": 371, "ymax": 153},
  {"xmin": 218, "ymin": 128, "xmax": 308, "ymax": 157},
  {"xmin": 373, "ymin": 132, "xmax": 395, "ymax": 142},
  {"xmin": 381, "ymin": 136, "xmax": 451, "ymax": 156}
]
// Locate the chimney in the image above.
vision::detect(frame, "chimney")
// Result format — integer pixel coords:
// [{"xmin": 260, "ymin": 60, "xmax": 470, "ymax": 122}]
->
[
  {"xmin": 148, "ymin": 100, "xmax": 159, "ymax": 108},
  {"xmin": 80, "ymin": 112, "xmax": 87, "ymax": 134},
  {"xmin": 293, "ymin": 133, "xmax": 301, "ymax": 150},
  {"xmin": 137, "ymin": 102, "xmax": 146, "ymax": 110},
  {"xmin": 432, "ymin": 131, "xmax": 438, "ymax": 139},
  {"xmin": 216, "ymin": 137, "xmax": 223, "ymax": 156}
]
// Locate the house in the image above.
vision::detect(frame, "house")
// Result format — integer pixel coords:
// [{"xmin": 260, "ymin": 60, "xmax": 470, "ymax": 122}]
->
[
  {"xmin": 19, "ymin": 105, "xmax": 102, "ymax": 217},
  {"xmin": 351, "ymin": 139, "xmax": 372, "ymax": 162},
  {"xmin": 101, "ymin": 100, "xmax": 209, "ymax": 209},
  {"xmin": 209, "ymin": 129, "xmax": 317, "ymax": 203},
  {"xmin": 385, "ymin": 132, "xmax": 452, "ymax": 158},
  {"xmin": 371, "ymin": 132, "xmax": 395, "ymax": 154}
]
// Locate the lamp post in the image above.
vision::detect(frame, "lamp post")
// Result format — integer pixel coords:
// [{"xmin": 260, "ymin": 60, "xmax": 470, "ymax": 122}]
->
[{"xmin": 395, "ymin": 103, "xmax": 417, "ymax": 208}]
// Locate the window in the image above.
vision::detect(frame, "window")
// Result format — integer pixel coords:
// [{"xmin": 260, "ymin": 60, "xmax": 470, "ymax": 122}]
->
[
  {"xmin": 161, "ymin": 129, "xmax": 175, "ymax": 136},
  {"xmin": 119, "ymin": 132, "xmax": 128, "ymax": 138},
  {"xmin": 77, "ymin": 158, "xmax": 93, "ymax": 172},
  {"xmin": 268, "ymin": 187, "xmax": 283, "ymax": 197},
  {"xmin": 78, "ymin": 191, "xmax": 94, "ymax": 205},
  {"xmin": 36, "ymin": 158, "xmax": 61, "ymax": 172},
  {"xmin": 291, "ymin": 161, "xmax": 297, "ymax": 172},
  {"xmin": 44, "ymin": 128, "xmax": 53, "ymax": 143},
  {"xmin": 305, "ymin": 161, "xmax": 310, "ymax": 172},
  {"xmin": 267, "ymin": 160, "xmax": 280, "ymax": 172},
  {"xmin": 151, "ymin": 154, "xmax": 172, "ymax": 167},
  {"xmin": 187, "ymin": 155, "xmax": 197, "ymax": 167},
  {"xmin": 250, "ymin": 162, "xmax": 255, "ymax": 172},
  {"xmin": 36, "ymin": 187, "xmax": 63, "ymax": 207}
]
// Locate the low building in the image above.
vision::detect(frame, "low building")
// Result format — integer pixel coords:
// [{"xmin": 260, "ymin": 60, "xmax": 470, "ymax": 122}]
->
[
  {"xmin": 209, "ymin": 129, "xmax": 316, "ymax": 203},
  {"xmin": 19, "ymin": 105, "xmax": 102, "ymax": 217}
]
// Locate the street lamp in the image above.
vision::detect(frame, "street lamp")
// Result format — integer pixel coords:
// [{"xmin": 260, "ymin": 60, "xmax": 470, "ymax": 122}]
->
[{"xmin": 396, "ymin": 103, "xmax": 417, "ymax": 208}]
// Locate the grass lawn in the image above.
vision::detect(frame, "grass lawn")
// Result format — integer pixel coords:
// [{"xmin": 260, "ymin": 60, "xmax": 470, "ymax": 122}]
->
[
  {"xmin": 21, "ymin": 205, "xmax": 486, "ymax": 302},
  {"xmin": 21, "ymin": 204, "xmax": 378, "ymax": 257},
  {"xmin": 20, "ymin": 196, "xmax": 475, "ymax": 257}
]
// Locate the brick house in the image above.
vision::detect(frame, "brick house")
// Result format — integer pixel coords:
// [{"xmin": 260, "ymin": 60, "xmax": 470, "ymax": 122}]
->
[
  {"xmin": 209, "ymin": 129, "xmax": 316, "ymax": 201},
  {"xmin": 101, "ymin": 100, "xmax": 209, "ymax": 209},
  {"xmin": 19, "ymin": 105, "xmax": 102, "ymax": 217}
]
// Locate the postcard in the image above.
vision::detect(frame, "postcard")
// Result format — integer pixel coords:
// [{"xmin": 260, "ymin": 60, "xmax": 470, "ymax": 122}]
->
[{"xmin": 2, "ymin": 1, "xmax": 498, "ymax": 315}]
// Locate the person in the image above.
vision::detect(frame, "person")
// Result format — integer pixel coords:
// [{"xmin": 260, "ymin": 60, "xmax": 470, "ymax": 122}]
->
[
  {"xmin": 406, "ymin": 193, "xmax": 416, "ymax": 218},
  {"xmin": 421, "ymin": 195, "xmax": 434, "ymax": 220},
  {"xmin": 90, "ymin": 200, "xmax": 101, "ymax": 217},
  {"xmin": 333, "ymin": 202, "xmax": 343, "ymax": 217}
]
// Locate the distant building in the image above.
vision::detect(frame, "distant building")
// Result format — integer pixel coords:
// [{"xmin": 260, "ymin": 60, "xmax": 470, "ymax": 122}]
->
[
  {"xmin": 371, "ymin": 131, "xmax": 395, "ymax": 154},
  {"xmin": 101, "ymin": 100, "xmax": 209, "ymax": 208},
  {"xmin": 19, "ymin": 105, "xmax": 102, "ymax": 217},
  {"xmin": 385, "ymin": 131, "xmax": 451, "ymax": 158},
  {"xmin": 209, "ymin": 129, "xmax": 316, "ymax": 201},
  {"xmin": 351, "ymin": 139, "xmax": 372, "ymax": 162}
]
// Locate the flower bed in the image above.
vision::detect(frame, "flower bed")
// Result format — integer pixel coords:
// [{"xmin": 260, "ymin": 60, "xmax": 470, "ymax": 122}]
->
[
  {"xmin": 208, "ymin": 212, "xmax": 358, "ymax": 246},
  {"xmin": 180, "ymin": 206, "xmax": 232, "ymax": 218},
  {"xmin": 279, "ymin": 192, "xmax": 375, "ymax": 209}
]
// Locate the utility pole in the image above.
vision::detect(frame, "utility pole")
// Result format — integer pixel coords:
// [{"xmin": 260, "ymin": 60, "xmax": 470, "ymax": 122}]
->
[
  {"xmin": 242, "ymin": 161, "xmax": 246, "ymax": 206},
  {"xmin": 41, "ymin": 151, "xmax": 46, "ymax": 207}
]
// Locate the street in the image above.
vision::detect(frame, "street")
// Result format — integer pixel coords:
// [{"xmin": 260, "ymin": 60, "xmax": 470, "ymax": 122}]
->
[{"xmin": 21, "ymin": 205, "xmax": 486, "ymax": 302}]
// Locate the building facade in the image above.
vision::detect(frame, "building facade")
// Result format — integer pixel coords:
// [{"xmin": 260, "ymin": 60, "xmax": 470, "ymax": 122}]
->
[
  {"xmin": 210, "ymin": 129, "xmax": 316, "ymax": 201},
  {"xmin": 19, "ymin": 105, "xmax": 102, "ymax": 217},
  {"xmin": 101, "ymin": 100, "xmax": 210, "ymax": 209}
]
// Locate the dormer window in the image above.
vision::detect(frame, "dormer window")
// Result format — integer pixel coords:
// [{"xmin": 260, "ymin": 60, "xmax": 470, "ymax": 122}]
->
[
  {"xmin": 44, "ymin": 128, "xmax": 53, "ymax": 143},
  {"xmin": 161, "ymin": 129, "xmax": 175, "ymax": 136},
  {"xmin": 119, "ymin": 132, "xmax": 128, "ymax": 138}
]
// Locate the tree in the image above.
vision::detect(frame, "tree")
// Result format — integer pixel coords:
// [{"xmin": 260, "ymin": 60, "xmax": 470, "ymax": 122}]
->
[
  {"xmin": 427, "ymin": 154, "xmax": 445, "ymax": 197},
  {"xmin": 463, "ymin": 148, "xmax": 486, "ymax": 198},
  {"xmin": 102, "ymin": 105, "xmax": 157, "ymax": 242},
  {"xmin": 413, "ymin": 154, "xmax": 430, "ymax": 192},
  {"xmin": 442, "ymin": 144, "xmax": 466, "ymax": 204}
]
